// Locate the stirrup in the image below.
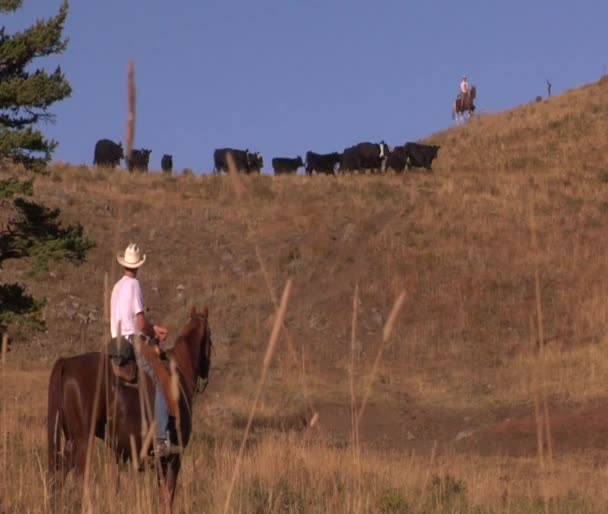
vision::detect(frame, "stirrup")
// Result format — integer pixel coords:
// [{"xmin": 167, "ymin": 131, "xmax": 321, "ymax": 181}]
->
[{"xmin": 153, "ymin": 438, "xmax": 182, "ymax": 457}]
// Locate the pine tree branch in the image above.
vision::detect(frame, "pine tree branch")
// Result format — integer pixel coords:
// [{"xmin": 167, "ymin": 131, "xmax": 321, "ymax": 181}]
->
[
  {"xmin": 0, "ymin": 0, "xmax": 70, "ymax": 171},
  {"xmin": 0, "ymin": 109, "xmax": 56, "ymax": 128},
  {"xmin": 0, "ymin": 112, "xmax": 38, "ymax": 128},
  {"xmin": 0, "ymin": 0, "xmax": 23, "ymax": 15},
  {"xmin": 0, "ymin": 1, "xmax": 68, "ymax": 73},
  {"xmin": 0, "ymin": 67, "xmax": 71, "ymax": 110}
]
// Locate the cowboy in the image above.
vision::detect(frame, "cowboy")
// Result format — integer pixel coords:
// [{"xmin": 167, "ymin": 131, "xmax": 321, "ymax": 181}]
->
[
  {"xmin": 459, "ymin": 75, "xmax": 470, "ymax": 103},
  {"xmin": 110, "ymin": 242, "xmax": 178, "ymax": 457}
]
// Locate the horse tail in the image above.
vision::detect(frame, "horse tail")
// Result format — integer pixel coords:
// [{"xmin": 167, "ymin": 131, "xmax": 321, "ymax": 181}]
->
[
  {"xmin": 47, "ymin": 358, "xmax": 65, "ymax": 473},
  {"xmin": 452, "ymin": 101, "xmax": 456, "ymax": 119}
]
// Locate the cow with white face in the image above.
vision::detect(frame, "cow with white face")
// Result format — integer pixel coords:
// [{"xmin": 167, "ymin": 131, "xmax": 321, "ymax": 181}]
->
[{"xmin": 340, "ymin": 141, "xmax": 388, "ymax": 174}]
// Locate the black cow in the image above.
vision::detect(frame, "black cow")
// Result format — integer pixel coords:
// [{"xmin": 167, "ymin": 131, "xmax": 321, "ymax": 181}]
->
[
  {"xmin": 403, "ymin": 142, "xmax": 441, "ymax": 171},
  {"xmin": 385, "ymin": 146, "xmax": 408, "ymax": 173},
  {"xmin": 272, "ymin": 156, "xmax": 304, "ymax": 175},
  {"xmin": 340, "ymin": 141, "xmax": 388, "ymax": 174},
  {"xmin": 214, "ymin": 148, "xmax": 248, "ymax": 173},
  {"xmin": 161, "ymin": 154, "xmax": 173, "ymax": 174},
  {"xmin": 305, "ymin": 151, "xmax": 342, "ymax": 175},
  {"xmin": 213, "ymin": 148, "xmax": 262, "ymax": 174},
  {"xmin": 246, "ymin": 151, "xmax": 263, "ymax": 174},
  {"xmin": 127, "ymin": 148, "xmax": 152, "ymax": 172},
  {"xmin": 93, "ymin": 139, "xmax": 124, "ymax": 168}
]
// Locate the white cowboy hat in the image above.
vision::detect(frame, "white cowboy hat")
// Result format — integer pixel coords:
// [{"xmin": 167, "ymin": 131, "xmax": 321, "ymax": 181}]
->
[{"xmin": 117, "ymin": 243, "xmax": 146, "ymax": 269}]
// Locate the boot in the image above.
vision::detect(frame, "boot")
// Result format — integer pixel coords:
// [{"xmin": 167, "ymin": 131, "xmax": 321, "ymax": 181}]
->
[{"xmin": 154, "ymin": 435, "xmax": 182, "ymax": 457}]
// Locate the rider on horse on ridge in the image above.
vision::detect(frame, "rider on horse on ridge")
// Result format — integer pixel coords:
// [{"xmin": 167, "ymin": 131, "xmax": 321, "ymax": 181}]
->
[
  {"xmin": 110, "ymin": 242, "xmax": 179, "ymax": 457},
  {"xmin": 459, "ymin": 74, "xmax": 470, "ymax": 105}
]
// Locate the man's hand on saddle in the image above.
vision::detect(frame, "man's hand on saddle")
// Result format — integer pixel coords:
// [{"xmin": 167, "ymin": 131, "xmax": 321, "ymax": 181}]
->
[{"xmin": 153, "ymin": 325, "xmax": 168, "ymax": 341}]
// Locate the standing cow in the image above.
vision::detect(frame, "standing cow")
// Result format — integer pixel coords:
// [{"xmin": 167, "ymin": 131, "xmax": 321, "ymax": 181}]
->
[
  {"xmin": 93, "ymin": 139, "xmax": 124, "ymax": 168},
  {"xmin": 305, "ymin": 151, "xmax": 342, "ymax": 175},
  {"xmin": 161, "ymin": 154, "xmax": 173, "ymax": 174},
  {"xmin": 403, "ymin": 142, "xmax": 441, "ymax": 171},
  {"xmin": 385, "ymin": 146, "xmax": 408, "ymax": 173},
  {"xmin": 127, "ymin": 148, "xmax": 152, "ymax": 172},
  {"xmin": 340, "ymin": 141, "xmax": 388, "ymax": 174},
  {"xmin": 214, "ymin": 148, "xmax": 262, "ymax": 174},
  {"xmin": 272, "ymin": 156, "xmax": 304, "ymax": 175},
  {"xmin": 246, "ymin": 151, "xmax": 263, "ymax": 174},
  {"xmin": 214, "ymin": 148, "xmax": 248, "ymax": 173}
]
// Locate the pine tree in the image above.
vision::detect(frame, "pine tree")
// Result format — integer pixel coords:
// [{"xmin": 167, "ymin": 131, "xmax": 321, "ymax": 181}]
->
[
  {"xmin": 0, "ymin": 0, "xmax": 71, "ymax": 171},
  {"xmin": 0, "ymin": 175, "xmax": 96, "ymax": 336},
  {"xmin": 0, "ymin": 1, "xmax": 94, "ymax": 339}
]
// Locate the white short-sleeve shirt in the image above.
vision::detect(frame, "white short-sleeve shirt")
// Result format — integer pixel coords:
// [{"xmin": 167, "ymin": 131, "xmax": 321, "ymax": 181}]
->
[{"xmin": 110, "ymin": 275, "xmax": 145, "ymax": 338}]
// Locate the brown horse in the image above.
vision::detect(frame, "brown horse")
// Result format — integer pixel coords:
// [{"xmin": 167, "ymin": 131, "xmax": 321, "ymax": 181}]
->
[
  {"xmin": 452, "ymin": 85, "xmax": 477, "ymax": 125},
  {"xmin": 47, "ymin": 305, "xmax": 212, "ymax": 512}
]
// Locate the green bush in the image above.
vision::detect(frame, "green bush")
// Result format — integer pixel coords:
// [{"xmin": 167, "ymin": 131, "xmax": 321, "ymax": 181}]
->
[
  {"xmin": 0, "ymin": 177, "xmax": 34, "ymax": 199},
  {"xmin": 377, "ymin": 488, "xmax": 411, "ymax": 514}
]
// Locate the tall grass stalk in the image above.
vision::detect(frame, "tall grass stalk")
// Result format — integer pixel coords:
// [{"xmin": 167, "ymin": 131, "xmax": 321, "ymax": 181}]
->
[
  {"xmin": 356, "ymin": 290, "xmax": 406, "ymax": 427},
  {"xmin": 1, "ymin": 334, "xmax": 7, "ymax": 505},
  {"xmin": 528, "ymin": 193, "xmax": 554, "ymax": 514},
  {"xmin": 222, "ymin": 279, "xmax": 293, "ymax": 514},
  {"xmin": 349, "ymin": 284, "xmax": 362, "ymax": 513},
  {"xmin": 126, "ymin": 59, "xmax": 135, "ymax": 162}
]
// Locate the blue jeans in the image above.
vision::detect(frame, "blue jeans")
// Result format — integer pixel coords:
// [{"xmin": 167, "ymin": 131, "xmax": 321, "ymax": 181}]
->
[{"xmin": 134, "ymin": 348, "xmax": 170, "ymax": 440}]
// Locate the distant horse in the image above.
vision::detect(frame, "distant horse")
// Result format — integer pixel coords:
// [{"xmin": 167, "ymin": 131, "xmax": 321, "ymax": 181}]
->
[
  {"xmin": 452, "ymin": 85, "xmax": 477, "ymax": 125},
  {"xmin": 47, "ymin": 306, "xmax": 212, "ymax": 513}
]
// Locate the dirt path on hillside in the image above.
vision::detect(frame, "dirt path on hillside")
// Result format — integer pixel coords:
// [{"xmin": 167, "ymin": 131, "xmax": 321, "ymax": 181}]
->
[
  {"xmin": 309, "ymin": 398, "xmax": 608, "ymax": 460},
  {"xmin": 11, "ymin": 363, "xmax": 608, "ymax": 463}
]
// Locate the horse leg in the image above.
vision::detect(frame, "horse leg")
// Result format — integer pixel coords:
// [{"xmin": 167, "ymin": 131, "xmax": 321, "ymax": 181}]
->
[
  {"xmin": 48, "ymin": 434, "xmax": 75, "ymax": 497},
  {"xmin": 157, "ymin": 456, "xmax": 181, "ymax": 514},
  {"xmin": 73, "ymin": 437, "xmax": 90, "ymax": 476}
]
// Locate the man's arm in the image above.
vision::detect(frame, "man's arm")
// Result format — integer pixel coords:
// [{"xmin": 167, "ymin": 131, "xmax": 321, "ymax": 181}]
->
[
  {"xmin": 136, "ymin": 311, "xmax": 169, "ymax": 343},
  {"xmin": 132, "ymin": 280, "xmax": 168, "ymax": 342},
  {"xmin": 136, "ymin": 311, "xmax": 155, "ymax": 338}
]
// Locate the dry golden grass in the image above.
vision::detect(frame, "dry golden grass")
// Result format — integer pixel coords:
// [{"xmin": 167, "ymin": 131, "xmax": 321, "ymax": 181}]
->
[
  {"xmin": 2, "ymin": 361, "xmax": 608, "ymax": 513},
  {"xmin": 2, "ymin": 75, "xmax": 608, "ymax": 512}
]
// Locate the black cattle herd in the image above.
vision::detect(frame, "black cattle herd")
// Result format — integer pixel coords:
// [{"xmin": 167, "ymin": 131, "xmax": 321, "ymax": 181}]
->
[{"xmin": 92, "ymin": 138, "xmax": 441, "ymax": 176}]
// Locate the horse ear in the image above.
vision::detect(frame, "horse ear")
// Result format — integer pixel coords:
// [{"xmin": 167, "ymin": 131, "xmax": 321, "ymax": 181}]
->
[{"xmin": 202, "ymin": 304, "xmax": 209, "ymax": 318}]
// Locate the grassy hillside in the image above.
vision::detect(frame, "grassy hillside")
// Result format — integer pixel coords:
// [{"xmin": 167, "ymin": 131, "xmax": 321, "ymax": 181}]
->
[{"xmin": 2, "ymin": 75, "xmax": 608, "ymax": 513}]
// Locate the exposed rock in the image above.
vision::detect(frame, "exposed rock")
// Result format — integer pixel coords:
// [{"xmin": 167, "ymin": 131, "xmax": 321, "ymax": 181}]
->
[
  {"xmin": 63, "ymin": 308, "xmax": 77, "ymax": 319},
  {"xmin": 454, "ymin": 429, "xmax": 476, "ymax": 442},
  {"xmin": 371, "ymin": 309, "xmax": 384, "ymax": 328},
  {"xmin": 175, "ymin": 284, "xmax": 186, "ymax": 304},
  {"xmin": 341, "ymin": 223, "xmax": 356, "ymax": 243}
]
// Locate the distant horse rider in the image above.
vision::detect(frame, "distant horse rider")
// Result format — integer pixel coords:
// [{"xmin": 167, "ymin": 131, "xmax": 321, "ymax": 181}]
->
[
  {"xmin": 110, "ymin": 242, "xmax": 178, "ymax": 457},
  {"xmin": 459, "ymin": 75, "xmax": 470, "ymax": 107}
]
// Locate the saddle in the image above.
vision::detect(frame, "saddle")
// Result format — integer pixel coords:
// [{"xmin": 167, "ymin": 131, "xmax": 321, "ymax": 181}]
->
[
  {"xmin": 106, "ymin": 334, "xmax": 167, "ymax": 385},
  {"xmin": 106, "ymin": 336, "xmax": 138, "ymax": 384},
  {"xmin": 110, "ymin": 358, "xmax": 138, "ymax": 384}
]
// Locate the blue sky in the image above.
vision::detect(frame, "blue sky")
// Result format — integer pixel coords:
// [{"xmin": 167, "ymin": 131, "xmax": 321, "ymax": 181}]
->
[{"xmin": 6, "ymin": 0, "xmax": 608, "ymax": 174}]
